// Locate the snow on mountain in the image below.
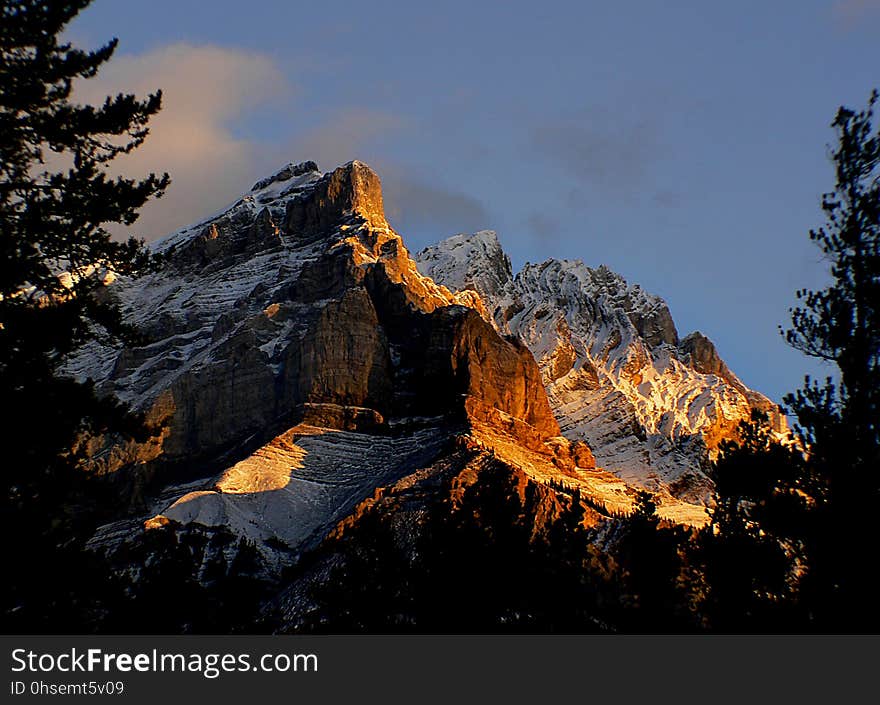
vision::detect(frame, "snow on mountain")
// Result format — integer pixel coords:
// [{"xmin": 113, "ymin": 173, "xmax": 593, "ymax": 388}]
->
[
  {"xmin": 73, "ymin": 160, "xmax": 682, "ymax": 567},
  {"xmin": 416, "ymin": 230, "xmax": 783, "ymax": 502},
  {"xmin": 67, "ymin": 159, "xmax": 477, "ymax": 556},
  {"xmin": 146, "ymin": 423, "xmax": 454, "ymax": 568},
  {"xmin": 64, "ymin": 157, "xmax": 769, "ymax": 581}
]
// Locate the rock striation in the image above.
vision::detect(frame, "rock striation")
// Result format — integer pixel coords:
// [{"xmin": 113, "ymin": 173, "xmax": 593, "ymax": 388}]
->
[
  {"xmin": 68, "ymin": 160, "xmax": 579, "ymax": 561},
  {"xmin": 69, "ymin": 162, "xmax": 558, "ymax": 466},
  {"xmin": 416, "ymin": 230, "xmax": 785, "ymax": 501},
  {"xmin": 66, "ymin": 158, "xmax": 779, "ymax": 570}
]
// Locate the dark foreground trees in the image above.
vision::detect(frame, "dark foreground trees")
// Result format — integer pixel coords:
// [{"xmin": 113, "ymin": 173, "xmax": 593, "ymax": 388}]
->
[
  {"xmin": 0, "ymin": 0, "xmax": 168, "ymax": 629},
  {"xmin": 290, "ymin": 91, "xmax": 880, "ymax": 634},
  {"xmin": 695, "ymin": 90, "xmax": 880, "ymax": 631},
  {"xmin": 783, "ymin": 90, "xmax": 880, "ymax": 629},
  {"xmin": 2, "ymin": 2, "xmax": 876, "ymax": 635},
  {"xmin": 286, "ymin": 454, "xmax": 698, "ymax": 634},
  {"xmin": 696, "ymin": 413, "xmax": 808, "ymax": 631},
  {"xmin": 0, "ymin": 0, "xmax": 168, "ymax": 473}
]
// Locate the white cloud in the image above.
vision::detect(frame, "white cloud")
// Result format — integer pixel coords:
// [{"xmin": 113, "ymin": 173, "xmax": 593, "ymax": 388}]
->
[
  {"xmin": 74, "ymin": 42, "xmax": 483, "ymax": 245},
  {"xmin": 75, "ymin": 43, "xmax": 289, "ymax": 241}
]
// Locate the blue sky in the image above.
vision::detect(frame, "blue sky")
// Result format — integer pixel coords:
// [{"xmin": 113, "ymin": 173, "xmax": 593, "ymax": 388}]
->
[{"xmin": 69, "ymin": 0, "xmax": 880, "ymax": 404}]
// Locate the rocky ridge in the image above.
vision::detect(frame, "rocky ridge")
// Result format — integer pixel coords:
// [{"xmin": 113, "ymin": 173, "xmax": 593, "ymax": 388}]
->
[
  {"xmin": 71, "ymin": 160, "xmax": 674, "ymax": 568},
  {"xmin": 415, "ymin": 230, "xmax": 784, "ymax": 502}
]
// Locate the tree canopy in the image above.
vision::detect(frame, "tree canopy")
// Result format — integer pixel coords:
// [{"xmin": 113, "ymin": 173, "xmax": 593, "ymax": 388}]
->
[
  {"xmin": 0, "ymin": 0, "xmax": 168, "ymax": 370},
  {"xmin": 0, "ymin": 0, "xmax": 168, "ymax": 630},
  {"xmin": 783, "ymin": 90, "xmax": 880, "ymax": 628}
]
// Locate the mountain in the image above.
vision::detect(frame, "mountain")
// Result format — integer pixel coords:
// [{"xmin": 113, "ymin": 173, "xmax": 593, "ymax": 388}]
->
[
  {"xmin": 64, "ymin": 159, "xmax": 782, "ymax": 609},
  {"xmin": 70, "ymin": 160, "xmax": 702, "ymax": 571},
  {"xmin": 416, "ymin": 231, "xmax": 785, "ymax": 503}
]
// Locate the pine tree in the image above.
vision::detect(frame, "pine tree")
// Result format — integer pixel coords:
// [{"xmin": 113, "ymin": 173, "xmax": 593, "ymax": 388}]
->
[
  {"xmin": 783, "ymin": 90, "xmax": 880, "ymax": 628},
  {"xmin": 0, "ymin": 0, "xmax": 168, "ymax": 628},
  {"xmin": 696, "ymin": 413, "xmax": 807, "ymax": 631},
  {"xmin": 0, "ymin": 0, "xmax": 168, "ymax": 476},
  {"xmin": 785, "ymin": 91, "xmax": 879, "ymax": 445},
  {"xmin": 617, "ymin": 490, "xmax": 690, "ymax": 630},
  {"xmin": 0, "ymin": 0, "xmax": 168, "ymax": 355}
]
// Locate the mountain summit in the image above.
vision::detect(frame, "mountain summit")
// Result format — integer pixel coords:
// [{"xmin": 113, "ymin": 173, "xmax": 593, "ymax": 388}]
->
[
  {"xmin": 416, "ymin": 230, "xmax": 784, "ymax": 501},
  {"xmin": 66, "ymin": 159, "xmax": 779, "ymax": 584}
]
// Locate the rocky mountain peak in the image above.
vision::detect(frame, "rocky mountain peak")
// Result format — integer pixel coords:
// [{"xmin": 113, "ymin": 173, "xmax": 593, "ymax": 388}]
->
[
  {"xmin": 67, "ymin": 159, "xmax": 725, "ymax": 574},
  {"xmin": 250, "ymin": 160, "xmax": 321, "ymax": 192},
  {"xmin": 151, "ymin": 160, "xmax": 389, "ymax": 272},
  {"xmin": 415, "ymin": 230, "xmax": 786, "ymax": 500},
  {"xmin": 284, "ymin": 160, "xmax": 389, "ymax": 238},
  {"xmin": 69, "ymin": 159, "xmax": 565, "ymax": 487},
  {"xmin": 678, "ymin": 331, "xmax": 728, "ymax": 378},
  {"xmin": 416, "ymin": 230, "xmax": 513, "ymax": 300}
]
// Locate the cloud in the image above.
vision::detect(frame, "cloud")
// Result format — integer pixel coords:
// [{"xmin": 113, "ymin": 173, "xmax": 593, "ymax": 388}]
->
[
  {"xmin": 283, "ymin": 109, "xmax": 489, "ymax": 242},
  {"xmin": 652, "ymin": 190, "xmax": 684, "ymax": 209},
  {"xmin": 524, "ymin": 212, "xmax": 561, "ymax": 240},
  {"xmin": 286, "ymin": 109, "xmax": 407, "ymax": 171},
  {"xmin": 74, "ymin": 41, "xmax": 485, "ymax": 247},
  {"xmin": 379, "ymin": 166, "xmax": 491, "ymax": 241},
  {"xmin": 833, "ymin": 0, "xmax": 880, "ymax": 27},
  {"xmin": 529, "ymin": 112, "xmax": 661, "ymax": 199},
  {"xmin": 74, "ymin": 43, "xmax": 289, "ymax": 241}
]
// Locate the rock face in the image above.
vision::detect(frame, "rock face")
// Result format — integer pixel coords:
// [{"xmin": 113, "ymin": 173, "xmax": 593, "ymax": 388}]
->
[
  {"xmin": 416, "ymin": 230, "xmax": 785, "ymax": 501},
  {"xmin": 68, "ymin": 160, "xmax": 574, "ymax": 562},
  {"xmin": 69, "ymin": 162, "xmax": 557, "ymax": 464},
  {"xmin": 67, "ymin": 158, "xmax": 780, "ymax": 572},
  {"xmin": 284, "ymin": 160, "xmax": 388, "ymax": 237},
  {"xmin": 678, "ymin": 331, "xmax": 785, "ymax": 433},
  {"xmin": 268, "ymin": 439, "xmax": 608, "ymax": 631}
]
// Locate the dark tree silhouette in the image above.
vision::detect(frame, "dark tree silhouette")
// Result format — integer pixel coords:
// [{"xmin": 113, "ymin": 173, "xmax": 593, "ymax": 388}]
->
[
  {"xmin": 783, "ymin": 90, "xmax": 880, "ymax": 629},
  {"xmin": 696, "ymin": 413, "xmax": 807, "ymax": 631},
  {"xmin": 0, "ymin": 0, "xmax": 168, "ymax": 364},
  {"xmin": 692, "ymin": 91, "xmax": 880, "ymax": 632},
  {"xmin": 616, "ymin": 490, "xmax": 693, "ymax": 631},
  {"xmin": 0, "ymin": 0, "xmax": 168, "ymax": 629}
]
